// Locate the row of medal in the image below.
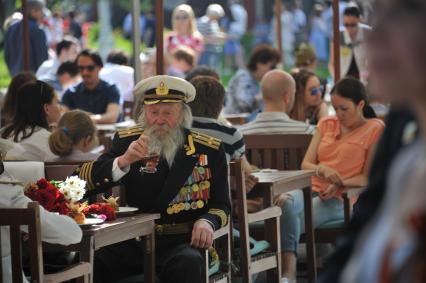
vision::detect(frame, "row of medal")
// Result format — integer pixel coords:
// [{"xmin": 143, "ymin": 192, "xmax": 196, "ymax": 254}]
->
[{"xmin": 166, "ymin": 166, "xmax": 212, "ymax": 215}]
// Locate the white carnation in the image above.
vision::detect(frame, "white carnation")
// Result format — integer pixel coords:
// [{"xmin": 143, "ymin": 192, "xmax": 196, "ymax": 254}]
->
[{"xmin": 59, "ymin": 176, "xmax": 86, "ymax": 202}]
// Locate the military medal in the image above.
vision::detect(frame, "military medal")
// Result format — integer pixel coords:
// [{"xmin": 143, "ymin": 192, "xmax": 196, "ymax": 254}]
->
[
  {"xmin": 197, "ymin": 166, "xmax": 205, "ymax": 175},
  {"xmin": 171, "ymin": 204, "xmax": 178, "ymax": 214},
  {"xmin": 199, "ymin": 154, "xmax": 208, "ymax": 166},
  {"xmin": 178, "ymin": 202, "xmax": 185, "ymax": 211},
  {"xmin": 192, "ymin": 183, "xmax": 199, "ymax": 192},
  {"xmin": 167, "ymin": 206, "xmax": 174, "ymax": 215},
  {"xmin": 197, "ymin": 199, "xmax": 204, "ymax": 208},
  {"xmin": 191, "ymin": 201, "xmax": 198, "ymax": 210},
  {"xmin": 184, "ymin": 202, "xmax": 191, "ymax": 210}
]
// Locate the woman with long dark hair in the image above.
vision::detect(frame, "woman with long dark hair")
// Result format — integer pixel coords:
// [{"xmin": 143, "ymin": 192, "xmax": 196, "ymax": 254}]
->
[
  {"xmin": 290, "ymin": 69, "xmax": 329, "ymax": 125},
  {"xmin": 1, "ymin": 80, "xmax": 61, "ymax": 161},
  {"xmin": 1, "ymin": 72, "xmax": 36, "ymax": 125}
]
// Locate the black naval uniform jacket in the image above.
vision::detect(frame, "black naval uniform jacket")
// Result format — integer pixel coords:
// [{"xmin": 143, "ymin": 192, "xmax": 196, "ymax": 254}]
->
[{"xmin": 77, "ymin": 125, "xmax": 231, "ymax": 231}]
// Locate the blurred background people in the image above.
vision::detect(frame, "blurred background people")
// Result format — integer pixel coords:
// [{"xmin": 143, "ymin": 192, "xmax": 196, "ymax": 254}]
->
[
  {"xmin": 223, "ymin": 0, "xmax": 247, "ymax": 73},
  {"xmin": 294, "ymin": 43, "xmax": 317, "ymax": 73},
  {"xmin": 100, "ymin": 50, "xmax": 135, "ymax": 104},
  {"xmin": 224, "ymin": 44, "xmax": 281, "ymax": 117},
  {"xmin": 1, "ymin": 72, "xmax": 36, "ymax": 126},
  {"xmin": 290, "ymin": 69, "xmax": 328, "ymax": 125},
  {"xmin": 4, "ymin": 0, "xmax": 48, "ymax": 76},
  {"xmin": 44, "ymin": 61, "xmax": 80, "ymax": 100},
  {"xmin": 167, "ymin": 46, "xmax": 195, "ymax": 79},
  {"xmin": 309, "ymin": 3, "xmax": 328, "ymax": 66},
  {"xmin": 165, "ymin": 4, "xmax": 204, "ymax": 63},
  {"xmin": 328, "ymin": 4, "xmax": 371, "ymax": 83},
  {"xmin": 270, "ymin": 1, "xmax": 295, "ymax": 68},
  {"xmin": 61, "ymin": 49, "xmax": 120, "ymax": 124},
  {"xmin": 197, "ymin": 4, "xmax": 226, "ymax": 70},
  {"xmin": 292, "ymin": 0, "xmax": 307, "ymax": 48},
  {"xmin": 36, "ymin": 36, "xmax": 80, "ymax": 81}
]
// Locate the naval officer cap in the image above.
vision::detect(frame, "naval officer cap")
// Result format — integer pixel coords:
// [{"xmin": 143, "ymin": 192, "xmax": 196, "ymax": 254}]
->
[{"xmin": 134, "ymin": 75, "xmax": 196, "ymax": 105}]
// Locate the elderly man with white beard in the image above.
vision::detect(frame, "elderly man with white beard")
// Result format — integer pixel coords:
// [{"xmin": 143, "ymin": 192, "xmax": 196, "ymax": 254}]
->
[{"xmin": 76, "ymin": 75, "xmax": 231, "ymax": 283}]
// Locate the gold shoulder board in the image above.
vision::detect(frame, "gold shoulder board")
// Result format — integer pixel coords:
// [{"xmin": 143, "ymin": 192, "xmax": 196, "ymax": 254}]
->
[
  {"xmin": 190, "ymin": 130, "xmax": 221, "ymax": 150},
  {"xmin": 117, "ymin": 125, "xmax": 144, "ymax": 138}
]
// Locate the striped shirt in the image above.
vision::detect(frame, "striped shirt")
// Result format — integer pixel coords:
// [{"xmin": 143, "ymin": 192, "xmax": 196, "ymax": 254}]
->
[
  {"xmin": 239, "ymin": 112, "xmax": 315, "ymax": 135},
  {"xmin": 191, "ymin": 117, "xmax": 245, "ymax": 163}
]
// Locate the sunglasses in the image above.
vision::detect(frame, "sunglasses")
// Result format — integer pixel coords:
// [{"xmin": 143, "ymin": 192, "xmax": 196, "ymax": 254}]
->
[
  {"xmin": 175, "ymin": 15, "xmax": 189, "ymax": 21},
  {"xmin": 78, "ymin": 65, "xmax": 96, "ymax": 72},
  {"xmin": 344, "ymin": 23, "xmax": 358, "ymax": 28},
  {"xmin": 310, "ymin": 85, "xmax": 324, "ymax": 96}
]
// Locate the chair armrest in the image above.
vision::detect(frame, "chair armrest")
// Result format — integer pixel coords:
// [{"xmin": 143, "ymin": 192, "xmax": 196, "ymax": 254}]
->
[
  {"xmin": 343, "ymin": 187, "xmax": 366, "ymax": 199},
  {"xmin": 248, "ymin": 206, "xmax": 282, "ymax": 224},
  {"xmin": 213, "ymin": 224, "xmax": 230, "ymax": 239},
  {"xmin": 44, "ymin": 262, "xmax": 90, "ymax": 283}
]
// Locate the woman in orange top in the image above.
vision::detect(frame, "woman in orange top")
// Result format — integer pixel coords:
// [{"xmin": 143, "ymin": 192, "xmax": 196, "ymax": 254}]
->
[{"xmin": 279, "ymin": 77, "xmax": 385, "ymax": 282}]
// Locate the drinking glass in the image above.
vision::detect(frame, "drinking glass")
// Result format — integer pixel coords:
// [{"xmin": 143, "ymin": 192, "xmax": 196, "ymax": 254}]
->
[{"xmin": 139, "ymin": 141, "xmax": 161, "ymax": 174}]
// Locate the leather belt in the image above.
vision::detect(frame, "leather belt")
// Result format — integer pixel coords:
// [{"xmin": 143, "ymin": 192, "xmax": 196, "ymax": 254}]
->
[{"xmin": 155, "ymin": 222, "xmax": 193, "ymax": 236}]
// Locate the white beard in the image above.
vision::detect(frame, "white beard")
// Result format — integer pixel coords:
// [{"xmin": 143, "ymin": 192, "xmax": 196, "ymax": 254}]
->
[{"xmin": 144, "ymin": 124, "xmax": 185, "ymax": 167}]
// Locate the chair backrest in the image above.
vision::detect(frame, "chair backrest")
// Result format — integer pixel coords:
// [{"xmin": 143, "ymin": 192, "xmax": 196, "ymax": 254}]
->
[
  {"xmin": 3, "ymin": 161, "xmax": 45, "ymax": 184},
  {"xmin": 223, "ymin": 113, "xmax": 249, "ymax": 125},
  {"xmin": 0, "ymin": 202, "xmax": 43, "ymax": 283},
  {"xmin": 229, "ymin": 160, "xmax": 251, "ymax": 278},
  {"xmin": 44, "ymin": 161, "xmax": 86, "ymax": 181},
  {"xmin": 244, "ymin": 134, "xmax": 312, "ymax": 170}
]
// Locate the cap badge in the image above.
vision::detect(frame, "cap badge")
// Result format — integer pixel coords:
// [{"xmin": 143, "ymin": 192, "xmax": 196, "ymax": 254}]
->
[{"xmin": 156, "ymin": 82, "xmax": 169, "ymax": 96}]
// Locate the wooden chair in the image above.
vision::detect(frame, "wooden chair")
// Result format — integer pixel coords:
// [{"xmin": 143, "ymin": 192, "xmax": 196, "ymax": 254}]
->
[
  {"xmin": 202, "ymin": 222, "xmax": 232, "ymax": 283},
  {"xmin": 0, "ymin": 202, "xmax": 90, "ymax": 283},
  {"xmin": 244, "ymin": 134, "xmax": 317, "ymax": 281},
  {"xmin": 230, "ymin": 159, "xmax": 282, "ymax": 283},
  {"xmin": 244, "ymin": 134, "xmax": 312, "ymax": 170},
  {"xmin": 44, "ymin": 161, "xmax": 86, "ymax": 180},
  {"xmin": 245, "ymin": 134, "xmax": 360, "ymax": 279}
]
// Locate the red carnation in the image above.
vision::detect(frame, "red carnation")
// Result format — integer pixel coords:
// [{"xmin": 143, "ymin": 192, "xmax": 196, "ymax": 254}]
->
[
  {"xmin": 98, "ymin": 204, "xmax": 116, "ymax": 221},
  {"xmin": 36, "ymin": 178, "xmax": 49, "ymax": 189},
  {"xmin": 83, "ymin": 203, "xmax": 116, "ymax": 221}
]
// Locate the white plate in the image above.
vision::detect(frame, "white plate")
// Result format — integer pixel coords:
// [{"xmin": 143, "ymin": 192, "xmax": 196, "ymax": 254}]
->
[
  {"xmin": 116, "ymin": 206, "xmax": 139, "ymax": 217},
  {"xmin": 79, "ymin": 218, "xmax": 105, "ymax": 228}
]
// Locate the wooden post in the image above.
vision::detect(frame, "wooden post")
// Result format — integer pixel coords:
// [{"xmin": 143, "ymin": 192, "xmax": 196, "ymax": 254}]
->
[
  {"xmin": 22, "ymin": 0, "xmax": 30, "ymax": 71},
  {"xmin": 275, "ymin": 0, "xmax": 283, "ymax": 64},
  {"xmin": 131, "ymin": 0, "xmax": 141, "ymax": 83},
  {"xmin": 332, "ymin": 0, "xmax": 341, "ymax": 82},
  {"xmin": 155, "ymin": 0, "xmax": 164, "ymax": 75}
]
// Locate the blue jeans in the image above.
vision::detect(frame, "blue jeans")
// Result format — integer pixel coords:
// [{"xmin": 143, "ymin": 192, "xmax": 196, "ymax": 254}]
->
[
  {"xmin": 280, "ymin": 190, "xmax": 344, "ymax": 253},
  {"xmin": 199, "ymin": 46, "xmax": 222, "ymax": 70}
]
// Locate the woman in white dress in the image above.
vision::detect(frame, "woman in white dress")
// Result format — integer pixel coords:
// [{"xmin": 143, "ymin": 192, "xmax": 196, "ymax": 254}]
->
[
  {"xmin": 0, "ymin": 161, "xmax": 82, "ymax": 283},
  {"xmin": 1, "ymin": 80, "xmax": 61, "ymax": 161}
]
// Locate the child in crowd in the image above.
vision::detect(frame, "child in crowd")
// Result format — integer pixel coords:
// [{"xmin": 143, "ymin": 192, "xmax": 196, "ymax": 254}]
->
[
  {"xmin": 167, "ymin": 47, "xmax": 195, "ymax": 78},
  {"xmin": 49, "ymin": 110, "xmax": 99, "ymax": 161}
]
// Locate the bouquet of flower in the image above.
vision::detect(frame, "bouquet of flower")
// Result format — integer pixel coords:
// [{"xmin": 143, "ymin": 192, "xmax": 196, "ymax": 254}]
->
[
  {"xmin": 24, "ymin": 178, "xmax": 86, "ymax": 215},
  {"xmin": 25, "ymin": 177, "xmax": 117, "ymax": 223},
  {"xmin": 57, "ymin": 176, "xmax": 86, "ymax": 203}
]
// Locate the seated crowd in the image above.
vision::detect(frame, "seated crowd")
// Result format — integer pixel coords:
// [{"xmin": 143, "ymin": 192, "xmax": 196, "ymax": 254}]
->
[{"xmin": 2, "ymin": 1, "xmax": 426, "ymax": 282}]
